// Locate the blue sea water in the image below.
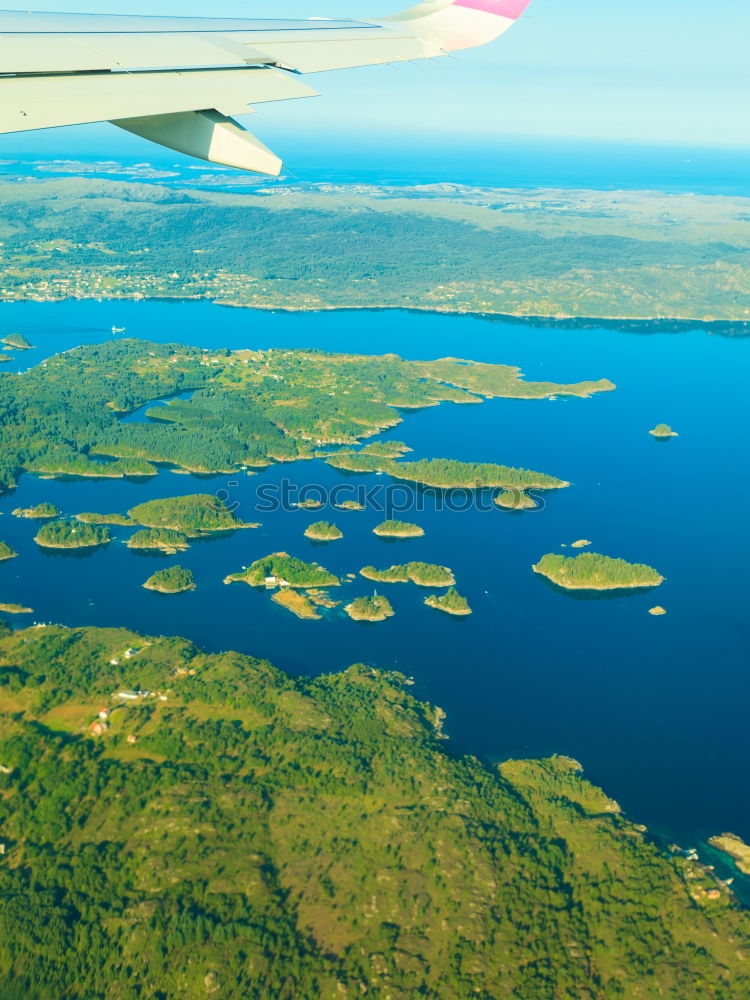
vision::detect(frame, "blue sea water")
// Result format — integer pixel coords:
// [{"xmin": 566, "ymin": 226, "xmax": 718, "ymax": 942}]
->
[{"xmin": 0, "ymin": 300, "xmax": 748, "ymax": 861}]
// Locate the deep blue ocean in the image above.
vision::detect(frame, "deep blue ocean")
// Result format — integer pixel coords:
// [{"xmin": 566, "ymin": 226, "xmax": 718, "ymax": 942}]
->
[{"xmin": 0, "ymin": 300, "xmax": 748, "ymax": 869}]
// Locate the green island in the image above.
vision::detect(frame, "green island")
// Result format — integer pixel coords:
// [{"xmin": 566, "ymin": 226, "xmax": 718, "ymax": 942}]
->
[
  {"xmin": 128, "ymin": 529, "xmax": 190, "ymax": 555},
  {"xmin": 335, "ymin": 500, "xmax": 365, "ymax": 511},
  {"xmin": 304, "ymin": 521, "xmax": 343, "ymax": 542},
  {"xmin": 0, "ymin": 339, "xmax": 607, "ymax": 493},
  {"xmin": 12, "ymin": 502, "xmax": 59, "ymax": 519},
  {"xmin": 533, "ymin": 552, "xmax": 664, "ymax": 590},
  {"xmin": 425, "ymin": 588, "xmax": 473, "ymax": 616},
  {"xmin": 225, "ymin": 553, "xmax": 340, "ymax": 589},
  {"xmin": 359, "ymin": 440, "xmax": 412, "ymax": 458},
  {"xmin": 77, "ymin": 511, "xmax": 136, "ymax": 526},
  {"xmin": 0, "ymin": 541, "xmax": 17, "ymax": 562},
  {"xmin": 0, "ymin": 601, "xmax": 33, "ymax": 614},
  {"xmin": 373, "ymin": 519, "xmax": 425, "ymax": 538},
  {"xmin": 143, "ymin": 565, "xmax": 196, "ymax": 594},
  {"xmin": 495, "ymin": 488, "xmax": 537, "ymax": 510},
  {"xmin": 0, "ymin": 623, "xmax": 747, "ymax": 998},
  {"xmin": 34, "ymin": 519, "xmax": 111, "ymax": 550},
  {"xmin": 1, "ymin": 332, "xmax": 32, "ymax": 350},
  {"xmin": 708, "ymin": 833, "xmax": 750, "ymax": 876},
  {"xmin": 361, "ymin": 562, "xmax": 455, "ymax": 587},
  {"xmin": 649, "ymin": 423, "xmax": 679, "ymax": 438},
  {"xmin": 345, "ymin": 594, "xmax": 395, "ymax": 622},
  {"xmin": 570, "ymin": 539, "xmax": 592, "ymax": 549},
  {"xmin": 127, "ymin": 494, "xmax": 255, "ymax": 537},
  {"xmin": 330, "ymin": 455, "xmax": 568, "ymax": 491},
  {"xmin": 271, "ymin": 589, "xmax": 322, "ymax": 620},
  {"xmin": 293, "ymin": 499, "xmax": 324, "ymax": 510}
]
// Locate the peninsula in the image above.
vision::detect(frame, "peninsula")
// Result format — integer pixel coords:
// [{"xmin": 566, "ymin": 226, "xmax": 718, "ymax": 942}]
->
[
  {"xmin": 533, "ymin": 552, "xmax": 664, "ymax": 590},
  {"xmin": 225, "ymin": 552, "xmax": 340, "ymax": 588},
  {"xmin": 143, "ymin": 565, "xmax": 196, "ymax": 594},
  {"xmin": 77, "ymin": 511, "xmax": 135, "ymax": 526},
  {"xmin": 425, "ymin": 587, "xmax": 473, "ymax": 616},
  {"xmin": 304, "ymin": 521, "xmax": 343, "ymax": 542},
  {"xmin": 373, "ymin": 520, "xmax": 425, "ymax": 538},
  {"xmin": 361, "ymin": 562, "xmax": 455, "ymax": 587},
  {"xmin": 34, "ymin": 520, "xmax": 111, "ymax": 550},
  {"xmin": 345, "ymin": 594, "xmax": 395, "ymax": 622},
  {"xmin": 708, "ymin": 833, "xmax": 750, "ymax": 876},
  {"xmin": 329, "ymin": 455, "xmax": 568, "ymax": 491}
]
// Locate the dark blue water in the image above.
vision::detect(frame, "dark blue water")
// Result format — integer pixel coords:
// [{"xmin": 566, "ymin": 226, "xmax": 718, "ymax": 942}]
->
[{"xmin": 0, "ymin": 300, "xmax": 748, "ymax": 856}]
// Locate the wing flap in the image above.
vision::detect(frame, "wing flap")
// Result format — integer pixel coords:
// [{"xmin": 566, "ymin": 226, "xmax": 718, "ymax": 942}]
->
[{"xmin": 0, "ymin": 67, "xmax": 318, "ymax": 134}]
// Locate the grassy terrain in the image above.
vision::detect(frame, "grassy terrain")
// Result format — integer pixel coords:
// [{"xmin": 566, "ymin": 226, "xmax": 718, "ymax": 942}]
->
[{"xmin": 0, "ymin": 624, "xmax": 747, "ymax": 998}]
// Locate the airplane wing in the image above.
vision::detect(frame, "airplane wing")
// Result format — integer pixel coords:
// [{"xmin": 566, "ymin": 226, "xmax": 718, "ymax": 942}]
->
[{"xmin": 0, "ymin": 0, "xmax": 532, "ymax": 175}]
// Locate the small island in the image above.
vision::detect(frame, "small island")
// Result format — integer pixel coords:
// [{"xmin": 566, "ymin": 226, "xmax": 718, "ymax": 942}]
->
[
  {"xmin": 345, "ymin": 594, "xmax": 395, "ymax": 622},
  {"xmin": 272, "ymin": 589, "xmax": 321, "ymax": 620},
  {"xmin": 0, "ymin": 602, "xmax": 33, "ymax": 614},
  {"xmin": 533, "ymin": 552, "xmax": 664, "ymax": 591},
  {"xmin": 359, "ymin": 440, "xmax": 412, "ymax": 459},
  {"xmin": 293, "ymin": 499, "xmax": 324, "ymax": 511},
  {"xmin": 225, "ymin": 552, "xmax": 340, "ymax": 589},
  {"xmin": 128, "ymin": 494, "xmax": 257, "ymax": 536},
  {"xmin": 360, "ymin": 562, "xmax": 455, "ymax": 587},
  {"xmin": 495, "ymin": 489, "xmax": 537, "ymax": 511},
  {"xmin": 707, "ymin": 833, "xmax": 750, "ymax": 876},
  {"xmin": 649, "ymin": 423, "xmax": 679, "ymax": 439},
  {"xmin": 649, "ymin": 606, "xmax": 667, "ymax": 616},
  {"xmin": 373, "ymin": 520, "xmax": 425, "ymax": 538},
  {"xmin": 13, "ymin": 503, "xmax": 60, "ymax": 520},
  {"xmin": 335, "ymin": 500, "xmax": 365, "ymax": 511},
  {"xmin": 128, "ymin": 528, "xmax": 191, "ymax": 555},
  {"xmin": 0, "ymin": 541, "xmax": 17, "ymax": 562},
  {"xmin": 143, "ymin": 565, "xmax": 196, "ymax": 594},
  {"xmin": 304, "ymin": 521, "xmax": 343, "ymax": 542},
  {"xmin": 35, "ymin": 520, "xmax": 111, "ymax": 550},
  {"xmin": 570, "ymin": 539, "xmax": 592, "ymax": 549},
  {"xmin": 77, "ymin": 511, "xmax": 135, "ymax": 526},
  {"xmin": 425, "ymin": 588, "xmax": 472, "ymax": 616},
  {"xmin": 1, "ymin": 333, "xmax": 32, "ymax": 350}
]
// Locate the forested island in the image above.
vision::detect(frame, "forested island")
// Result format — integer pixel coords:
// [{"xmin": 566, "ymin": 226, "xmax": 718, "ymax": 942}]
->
[
  {"xmin": 128, "ymin": 528, "xmax": 190, "ymax": 555},
  {"xmin": 373, "ymin": 520, "xmax": 425, "ymax": 538},
  {"xmin": 34, "ymin": 519, "xmax": 111, "ymax": 550},
  {"xmin": 425, "ymin": 588, "xmax": 473, "ymax": 616},
  {"xmin": 1, "ymin": 332, "xmax": 32, "ymax": 350},
  {"xmin": 345, "ymin": 594, "xmax": 395, "ymax": 622},
  {"xmin": 143, "ymin": 565, "xmax": 196, "ymax": 594},
  {"xmin": 0, "ymin": 601, "xmax": 32, "ymax": 614},
  {"xmin": 225, "ymin": 552, "xmax": 340, "ymax": 589},
  {"xmin": 0, "ymin": 623, "xmax": 747, "ymax": 998},
  {"xmin": 495, "ymin": 489, "xmax": 537, "ymax": 510},
  {"xmin": 649, "ymin": 423, "xmax": 679, "ymax": 438},
  {"xmin": 127, "ymin": 494, "xmax": 255, "ymax": 536},
  {"xmin": 304, "ymin": 521, "xmax": 343, "ymax": 542},
  {"xmin": 533, "ymin": 553, "xmax": 664, "ymax": 590},
  {"xmin": 0, "ymin": 541, "xmax": 17, "ymax": 562},
  {"xmin": 0, "ymin": 339, "xmax": 603, "ymax": 494},
  {"xmin": 12, "ymin": 503, "xmax": 59, "ymax": 519},
  {"xmin": 361, "ymin": 562, "xmax": 455, "ymax": 587},
  {"xmin": 329, "ymin": 454, "xmax": 568, "ymax": 491}
]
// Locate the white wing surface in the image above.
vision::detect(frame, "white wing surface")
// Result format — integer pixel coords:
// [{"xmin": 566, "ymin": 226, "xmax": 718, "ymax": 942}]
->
[{"xmin": 0, "ymin": 1, "xmax": 532, "ymax": 174}]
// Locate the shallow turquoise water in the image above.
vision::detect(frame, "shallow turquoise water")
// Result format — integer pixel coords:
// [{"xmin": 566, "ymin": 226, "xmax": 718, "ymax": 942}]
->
[{"xmin": 0, "ymin": 300, "xmax": 748, "ymax": 853}]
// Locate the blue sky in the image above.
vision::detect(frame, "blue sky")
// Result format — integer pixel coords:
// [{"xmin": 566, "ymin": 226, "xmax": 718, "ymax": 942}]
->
[{"xmin": 4, "ymin": 0, "xmax": 749, "ymax": 154}]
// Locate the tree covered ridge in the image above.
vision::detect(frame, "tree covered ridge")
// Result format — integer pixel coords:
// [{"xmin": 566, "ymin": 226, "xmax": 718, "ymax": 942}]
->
[
  {"xmin": 534, "ymin": 552, "xmax": 664, "ymax": 589},
  {"xmin": 0, "ymin": 624, "xmax": 747, "ymax": 999}
]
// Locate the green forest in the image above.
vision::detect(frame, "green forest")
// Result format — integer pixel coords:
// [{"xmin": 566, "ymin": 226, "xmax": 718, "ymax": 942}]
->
[
  {"xmin": 0, "ymin": 624, "xmax": 747, "ymax": 999},
  {"xmin": 143, "ymin": 566, "xmax": 196, "ymax": 593},
  {"xmin": 304, "ymin": 521, "xmax": 343, "ymax": 541},
  {"xmin": 346, "ymin": 594, "xmax": 396, "ymax": 621},
  {"xmin": 425, "ymin": 588, "xmax": 472, "ymax": 615},
  {"xmin": 0, "ymin": 339, "xmax": 597, "ymax": 494},
  {"xmin": 34, "ymin": 520, "xmax": 110, "ymax": 549},
  {"xmin": 127, "ymin": 528, "xmax": 190, "ymax": 553},
  {"xmin": 534, "ymin": 553, "xmax": 664, "ymax": 590},
  {"xmin": 360, "ymin": 563, "xmax": 455, "ymax": 587},
  {"xmin": 127, "ymin": 494, "xmax": 251, "ymax": 536},
  {"xmin": 0, "ymin": 541, "xmax": 16, "ymax": 562},
  {"xmin": 227, "ymin": 553, "xmax": 340, "ymax": 588},
  {"xmin": 373, "ymin": 520, "xmax": 424, "ymax": 537}
]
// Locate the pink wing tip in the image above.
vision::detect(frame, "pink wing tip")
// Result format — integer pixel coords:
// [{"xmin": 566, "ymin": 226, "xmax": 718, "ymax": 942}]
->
[{"xmin": 453, "ymin": 0, "xmax": 531, "ymax": 18}]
